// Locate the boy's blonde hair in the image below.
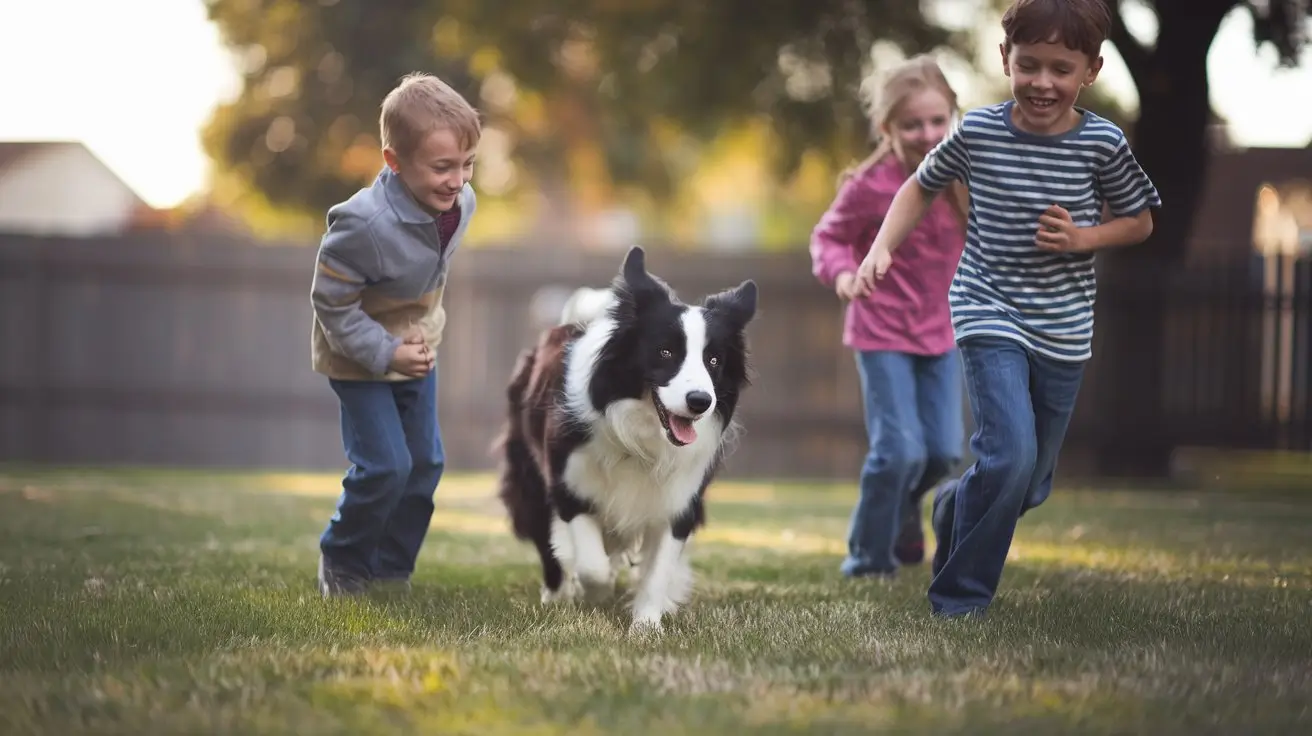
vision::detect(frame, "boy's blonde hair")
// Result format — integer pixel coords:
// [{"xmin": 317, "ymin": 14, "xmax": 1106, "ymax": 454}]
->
[{"xmin": 380, "ymin": 72, "xmax": 482, "ymax": 158}]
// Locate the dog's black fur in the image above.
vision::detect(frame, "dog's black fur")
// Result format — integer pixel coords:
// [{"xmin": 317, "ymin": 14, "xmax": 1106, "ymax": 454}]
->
[{"xmin": 492, "ymin": 246, "xmax": 757, "ymax": 630}]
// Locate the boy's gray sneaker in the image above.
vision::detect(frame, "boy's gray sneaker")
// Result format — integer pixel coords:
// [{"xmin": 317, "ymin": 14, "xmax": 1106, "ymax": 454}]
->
[{"xmin": 318, "ymin": 555, "xmax": 368, "ymax": 598}]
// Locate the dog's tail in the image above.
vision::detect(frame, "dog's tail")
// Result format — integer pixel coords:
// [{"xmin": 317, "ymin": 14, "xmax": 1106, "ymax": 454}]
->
[
  {"xmin": 558, "ymin": 287, "xmax": 615, "ymax": 327},
  {"xmin": 492, "ymin": 347, "xmax": 553, "ymax": 544}
]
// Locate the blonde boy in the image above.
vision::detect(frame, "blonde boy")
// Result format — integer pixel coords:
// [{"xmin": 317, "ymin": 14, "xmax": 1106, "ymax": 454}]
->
[{"xmin": 310, "ymin": 73, "xmax": 480, "ymax": 598}]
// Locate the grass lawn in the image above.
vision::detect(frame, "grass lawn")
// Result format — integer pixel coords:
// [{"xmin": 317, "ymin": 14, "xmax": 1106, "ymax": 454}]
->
[{"xmin": 1, "ymin": 467, "xmax": 1309, "ymax": 735}]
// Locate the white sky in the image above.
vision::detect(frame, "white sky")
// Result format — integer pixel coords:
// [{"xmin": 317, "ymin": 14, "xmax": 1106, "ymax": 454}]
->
[{"xmin": 0, "ymin": 0, "xmax": 1309, "ymax": 209}]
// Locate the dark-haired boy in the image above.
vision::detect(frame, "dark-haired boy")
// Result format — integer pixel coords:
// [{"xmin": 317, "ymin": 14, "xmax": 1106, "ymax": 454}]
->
[{"xmin": 854, "ymin": 0, "xmax": 1162, "ymax": 617}]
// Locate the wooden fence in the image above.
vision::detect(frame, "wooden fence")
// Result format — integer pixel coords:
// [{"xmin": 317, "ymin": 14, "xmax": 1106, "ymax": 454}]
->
[{"xmin": 1, "ymin": 231, "xmax": 1308, "ymax": 481}]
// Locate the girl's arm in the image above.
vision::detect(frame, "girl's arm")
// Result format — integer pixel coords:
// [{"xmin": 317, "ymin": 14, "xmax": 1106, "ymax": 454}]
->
[{"xmin": 809, "ymin": 175, "xmax": 874, "ymax": 288}]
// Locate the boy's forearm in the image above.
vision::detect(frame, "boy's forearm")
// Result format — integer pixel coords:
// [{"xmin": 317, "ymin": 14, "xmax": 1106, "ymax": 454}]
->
[
  {"xmin": 1079, "ymin": 209, "xmax": 1154, "ymax": 253},
  {"xmin": 314, "ymin": 299, "xmax": 402, "ymax": 377},
  {"xmin": 870, "ymin": 178, "xmax": 934, "ymax": 256},
  {"xmin": 312, "ymin": 258, "xmax": 401, "ymax": 376}
]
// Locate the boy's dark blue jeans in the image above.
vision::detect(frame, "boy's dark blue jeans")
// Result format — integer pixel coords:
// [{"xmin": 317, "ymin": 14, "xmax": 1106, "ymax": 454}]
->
[
  {"xmin": 320, "ymin": 368, "xmax": 444, "ymax": 582},
  {"xmin": 929, "ymin": 336, "xmax": 1084, "ymax": 617}
]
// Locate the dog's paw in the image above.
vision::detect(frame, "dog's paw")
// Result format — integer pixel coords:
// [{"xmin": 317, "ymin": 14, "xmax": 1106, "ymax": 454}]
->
[
  {"xmin": 628, "ymin": 607, "xmax": 665, "ymax": 637},
  {"xmin": 540, "ymin": 575, "xmax": 582, "ymax": 605},
  {"xmin": 627, "ymin": 616, "xmax": 664, "ymax": 638}
]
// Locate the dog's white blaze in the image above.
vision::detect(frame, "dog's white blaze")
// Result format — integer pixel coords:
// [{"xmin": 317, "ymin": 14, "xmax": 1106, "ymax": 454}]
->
[{"xmin": 655, "ymin": 307, "xmax": 716, "ymax": 419}]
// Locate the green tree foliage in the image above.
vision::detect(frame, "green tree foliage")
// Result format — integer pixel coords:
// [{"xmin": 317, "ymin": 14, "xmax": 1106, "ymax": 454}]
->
[
  {"xmin": 203, "ymin": 0, "xmax": 1306, "ymax": 250},
  {"xmin": 201, "ymin": 0, "xmax": 961, "ymax": 230},
  {"xmin": 202, "ymin": 0, "xmax": 479, "ymax": 233}
]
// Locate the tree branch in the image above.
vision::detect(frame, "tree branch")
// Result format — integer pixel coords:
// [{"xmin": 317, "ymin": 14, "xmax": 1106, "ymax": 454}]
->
[
  {"xmin": 1247, "ymin": 0, "xmax": 1308, "ymax": 66},
  {"xmin": 1106, "ymin": 0, "xmax": 1152, "ymax": 90}
]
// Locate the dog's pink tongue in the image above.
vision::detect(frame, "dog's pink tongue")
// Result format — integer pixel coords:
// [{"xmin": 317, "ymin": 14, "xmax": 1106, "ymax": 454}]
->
[{"xmin": 669, "ymin": 416, "xmax": 698, "ymax": 444}]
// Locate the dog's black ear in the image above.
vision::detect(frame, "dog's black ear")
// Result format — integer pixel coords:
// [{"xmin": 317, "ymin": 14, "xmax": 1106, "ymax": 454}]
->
[
  {"xmin": 704, "ymin": 279, "xmax": 757, "ymax": 329},
  {"xmin": 619, "ymin": 245, "xmax": 662, "ymax": 294},
  {"xmin": 614, "ymin": 244, "xmax": 669, "ymax": 308},
  {"xmin": 621, "ymin": 245, "xmax": 647, "ymax": 284}
]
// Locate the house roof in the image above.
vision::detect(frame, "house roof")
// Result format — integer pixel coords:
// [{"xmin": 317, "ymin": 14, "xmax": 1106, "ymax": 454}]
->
[
  {"xmin": 0, "ymin": 139, "xmax": 150, "ymax": 209},
  {"xmin": 0, "ymin": 140, "xmax": 85, "ymax": 172}
]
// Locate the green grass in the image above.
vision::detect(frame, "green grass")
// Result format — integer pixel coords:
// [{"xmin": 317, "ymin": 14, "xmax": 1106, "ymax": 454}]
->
[{"xmin": 1, "ymin": 467, "xmax": 1310, "ymax": 735}]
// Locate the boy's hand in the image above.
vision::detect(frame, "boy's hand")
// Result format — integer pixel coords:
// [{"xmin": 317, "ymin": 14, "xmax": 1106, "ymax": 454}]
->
[
  {"xmin": 834, "ymin": 271, "xmax": 871, "ymax": 301},
  {"xmin": 389, "ymin": 334, "xmax": 433, "ymax": 378},
  {"xmin": 1035, "ymin": 205, "xmax": 1086, "ymax": 253},
  {"xmin": 854, "ymin": 247, "xmax": 892, "ymax": 294}
]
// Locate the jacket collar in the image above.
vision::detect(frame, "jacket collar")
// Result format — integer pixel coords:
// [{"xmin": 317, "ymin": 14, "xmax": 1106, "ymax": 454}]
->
[{"xmin": 380, "ymin": 166, "xmax": 436, "ymax": 225}]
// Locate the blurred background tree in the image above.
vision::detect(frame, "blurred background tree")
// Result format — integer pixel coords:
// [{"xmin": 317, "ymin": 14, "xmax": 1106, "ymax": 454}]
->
[
  {"xmin": 202, "ymin": 0, "xmax": 1305, "ymax": 257},
  {"xmin": 1085, "ymin": 0, "xmax": 1309, "ymax": 475},
  {"xmin": 201, "ymin": 0, "xmax": 979, "ymax": 244}
]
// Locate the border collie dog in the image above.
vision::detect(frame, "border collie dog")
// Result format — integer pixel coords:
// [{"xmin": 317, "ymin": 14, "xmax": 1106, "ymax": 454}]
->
[{"xmin": 494, "ymin": 246, "xmax": 757, "ymax": 633}]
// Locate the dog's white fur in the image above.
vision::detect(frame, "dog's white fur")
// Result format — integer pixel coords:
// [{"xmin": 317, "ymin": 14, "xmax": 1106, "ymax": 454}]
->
[
  {"xmin": 557, "ymin": 286, "xmax": 614, "ymax": 327},
  {"xmin": 543, "ymin": 287, "xmax": 726, "ymax": 633}
]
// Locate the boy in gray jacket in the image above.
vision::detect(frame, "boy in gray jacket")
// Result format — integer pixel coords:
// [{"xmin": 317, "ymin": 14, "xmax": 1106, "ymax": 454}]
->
[{"xmin": 309, "ymin": 72, "xmax": 480, "ymax": 597}]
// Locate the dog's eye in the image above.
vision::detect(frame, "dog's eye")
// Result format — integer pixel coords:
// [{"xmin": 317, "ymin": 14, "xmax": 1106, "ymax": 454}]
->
[
  {"xmin": 660, "ymin": 349, "xmax": 673, "ymax": 359},
  {"xmin": 707, "ymin": 356, "xmax": 719, "ymax": 367}
]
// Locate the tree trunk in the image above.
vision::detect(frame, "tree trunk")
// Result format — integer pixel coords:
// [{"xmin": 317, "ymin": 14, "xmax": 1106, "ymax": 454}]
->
[{"xmin": 1093, "ymin": 1, "xmax": 1234, "ymax": 477}]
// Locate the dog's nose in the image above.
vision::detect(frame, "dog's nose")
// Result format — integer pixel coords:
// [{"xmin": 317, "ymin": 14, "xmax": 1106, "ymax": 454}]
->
[{"xmin": 685, "ymin": 390, "xmax": 713, "ymax": 415}]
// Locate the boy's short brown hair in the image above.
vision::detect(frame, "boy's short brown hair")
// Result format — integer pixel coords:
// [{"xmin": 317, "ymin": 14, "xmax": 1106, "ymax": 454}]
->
[
  {"xmin": 380, "ymin": 72, "xmax": 481, "ymax": 158},
  {"xmin": 1001, "ymin": 0, "xmax": 1113, "ymax": 60}
]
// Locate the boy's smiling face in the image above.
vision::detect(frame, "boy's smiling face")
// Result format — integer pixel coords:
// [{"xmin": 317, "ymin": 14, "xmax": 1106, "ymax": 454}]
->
[
  {"xmin": 384, "ymin": 127, "xmax": 477, "ymax": 214},
  {"xmin": 1000, "ymin": 38, "xmax": 1102, "ymax": 136}
]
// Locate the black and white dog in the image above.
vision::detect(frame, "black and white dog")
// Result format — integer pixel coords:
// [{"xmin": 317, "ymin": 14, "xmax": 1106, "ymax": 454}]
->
[{"xmin": 494, "ymin": 246, "xmax": 758, "ymax": 633}]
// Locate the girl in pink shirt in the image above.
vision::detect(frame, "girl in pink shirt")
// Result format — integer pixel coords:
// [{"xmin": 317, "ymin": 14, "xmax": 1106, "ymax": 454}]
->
[{"xmin": 810, "ymin": 55, "xmax": 968, "ymax": 578}]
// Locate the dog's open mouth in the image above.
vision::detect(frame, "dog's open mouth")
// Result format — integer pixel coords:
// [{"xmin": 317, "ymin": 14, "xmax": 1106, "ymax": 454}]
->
[{"xmin": 651, "ymin": 392, "xmax": 697, "ymax": 447}]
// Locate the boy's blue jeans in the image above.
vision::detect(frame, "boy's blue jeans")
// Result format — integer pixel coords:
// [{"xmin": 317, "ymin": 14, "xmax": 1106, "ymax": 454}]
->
[
  {"xmin": 929, "ymin": 336, "xmax": 1084, "ymax": 617},
  {"xmin": 843, "ymin": 349, "xmax": 964, "ymax": 577},
  {"xmin": 320, "ymin": 368, "xmax": 445, "ymax": 582}
]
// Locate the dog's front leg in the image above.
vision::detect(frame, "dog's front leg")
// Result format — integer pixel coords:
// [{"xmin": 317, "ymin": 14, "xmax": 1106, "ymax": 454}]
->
[
  {"xmin": 548, "ymin": 443, "xmax": 611, "ymax": 600},
  {"xmin": 566, "ymin": 513, "xmax": 613, "ymax": 598},
  {"xmin": 629, "ymin": 526, "xmax": 692, "ymax": 635}
]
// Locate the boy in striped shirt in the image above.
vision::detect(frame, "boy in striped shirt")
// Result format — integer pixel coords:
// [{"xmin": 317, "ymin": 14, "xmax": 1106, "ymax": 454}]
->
[{"xmin": 854, "ymin": 0, "xmax": 1161, "ymax": 618}]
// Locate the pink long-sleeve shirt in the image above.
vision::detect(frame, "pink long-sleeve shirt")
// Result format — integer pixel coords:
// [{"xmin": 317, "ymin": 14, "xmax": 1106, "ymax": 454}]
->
[{"xmin": 809, "ymin": 154, "xmax": 965, "ymax": 356}]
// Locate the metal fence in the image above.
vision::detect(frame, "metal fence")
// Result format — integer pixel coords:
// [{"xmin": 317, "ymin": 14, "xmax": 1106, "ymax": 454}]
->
[{"xmin": 1, "ymin": 231, "xmax": 1308, "ymax": 481}]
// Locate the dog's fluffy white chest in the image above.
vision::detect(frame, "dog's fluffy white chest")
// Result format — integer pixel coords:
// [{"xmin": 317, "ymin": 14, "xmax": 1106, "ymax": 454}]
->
[{"xmin": 561, "ymin": 398, "xmax": 720, "ymax": 541}]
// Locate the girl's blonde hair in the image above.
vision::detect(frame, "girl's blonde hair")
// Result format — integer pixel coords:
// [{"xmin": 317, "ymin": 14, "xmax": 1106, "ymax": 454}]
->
[{"xmin": 842, "ymin": 54, "xmax": 969, "ymax": 225}]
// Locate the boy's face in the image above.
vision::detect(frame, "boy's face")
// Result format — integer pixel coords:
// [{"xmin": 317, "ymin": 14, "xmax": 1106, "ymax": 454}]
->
[
  {"xmin": 1000, "ymin": 38, "xmax": 1102, "ymax": 135},
  {"xmin": 384, "ymin": 127, "xmax": 477, "ymax": 214}
]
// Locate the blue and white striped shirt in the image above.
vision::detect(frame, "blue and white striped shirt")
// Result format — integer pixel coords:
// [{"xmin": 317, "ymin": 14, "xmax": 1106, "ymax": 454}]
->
[{"xmin": 915, "ymin": 101, "xmax": 1161, "ymax": 362}]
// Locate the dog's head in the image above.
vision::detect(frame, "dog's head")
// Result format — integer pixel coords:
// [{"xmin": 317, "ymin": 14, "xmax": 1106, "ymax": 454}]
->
[{"xmin": 594, "ymin": 246, "xmax": 757, "ymax": 447}]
